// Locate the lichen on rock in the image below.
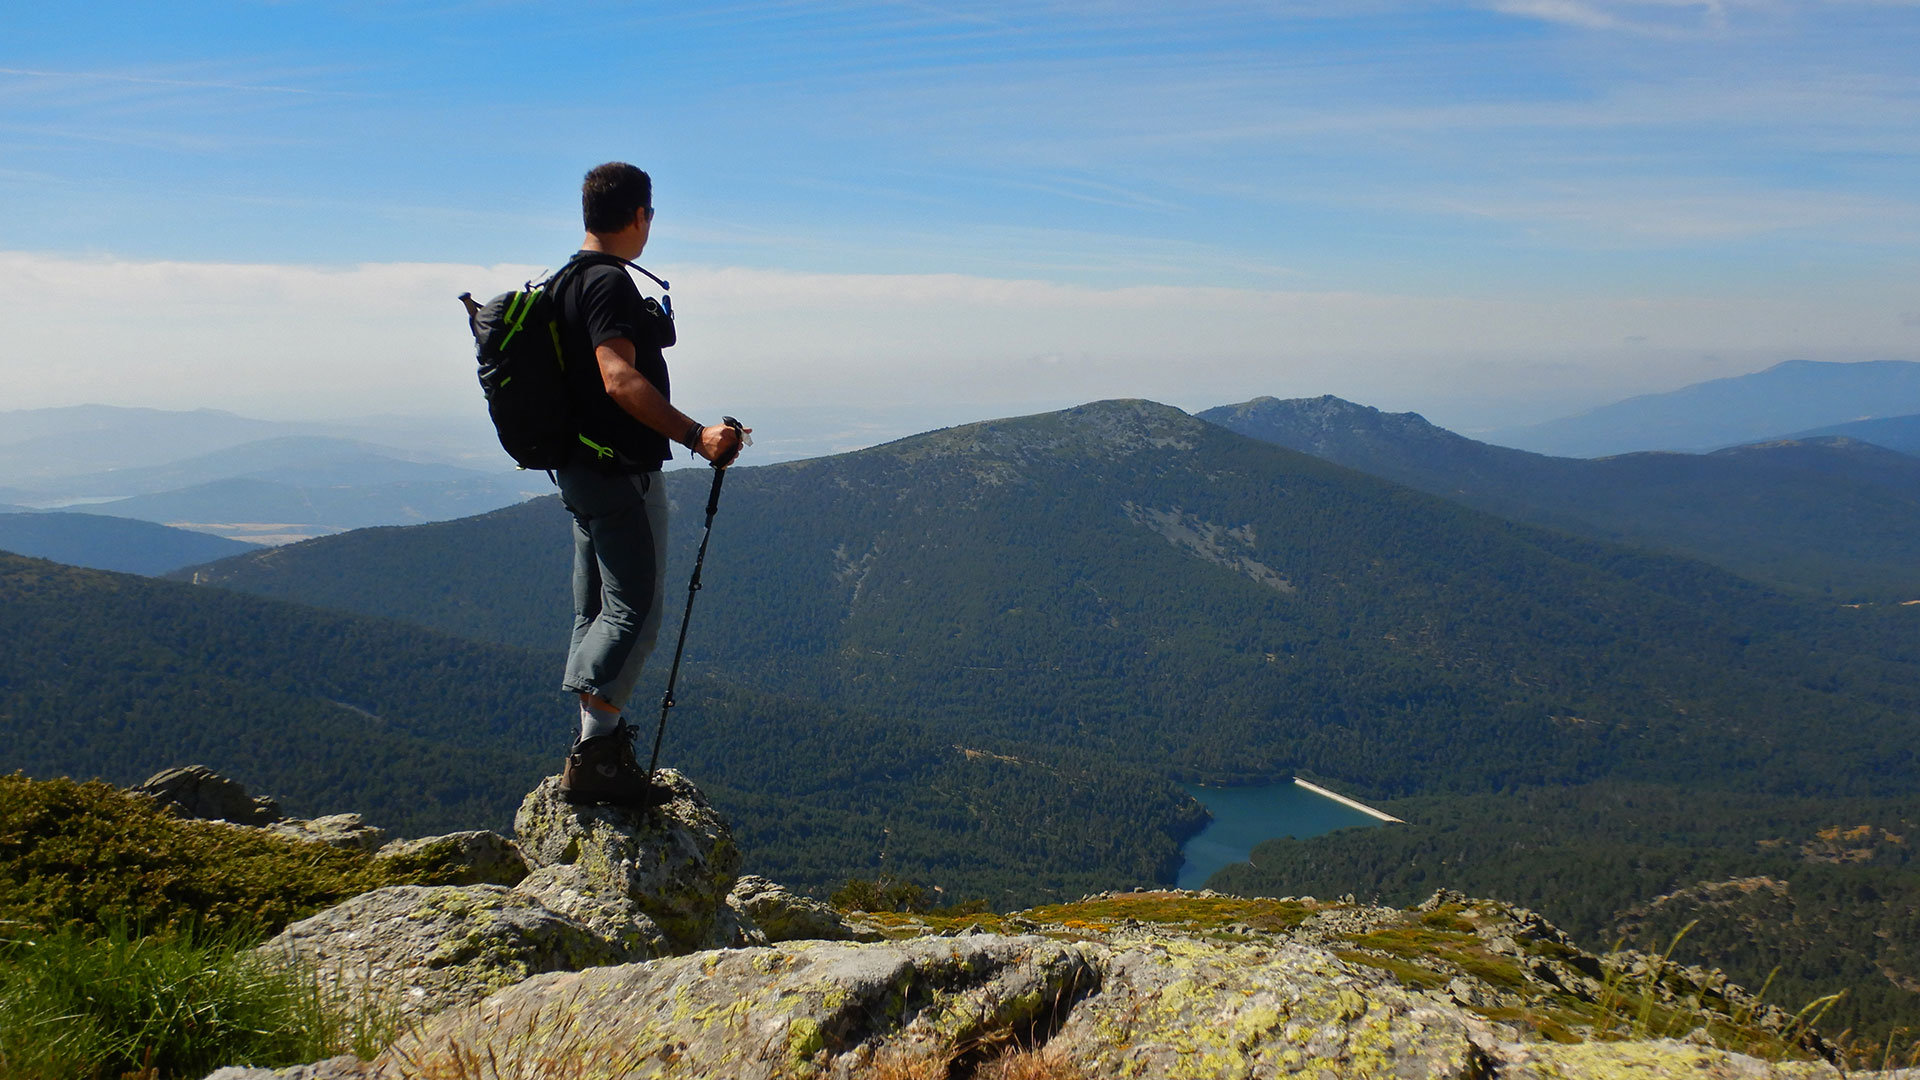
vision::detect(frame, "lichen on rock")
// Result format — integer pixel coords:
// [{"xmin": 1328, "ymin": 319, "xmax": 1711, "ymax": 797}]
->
[
  {"xmin": 513, "ymin": 769, "xmax": 742, "ymax": 952},
  {"xmin": 512, "ymin": 863, "xmax": 669, "ymax": 962},
  {"xmin": 375, "ymin": 829, "xmax": 529, "ymax": 886},
  {"xmin": 268, "ymin": 813, "xmax": 388, "ymax": 852},
  {"xmin": 380, "ymin": 934, "xmax": 1099, "ymax": 1080},
  {"xmin": 729, "ymin": 874, "xmax": 870, "ymax": 944},
  {"xmin": 258, "ymin": 883, "xmax": 626, "ymax": 1019}
]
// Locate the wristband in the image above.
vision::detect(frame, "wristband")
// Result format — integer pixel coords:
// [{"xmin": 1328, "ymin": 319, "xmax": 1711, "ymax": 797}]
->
[{"xmin": 681, "ymin": 421, "xmax": 704, "ymax": 450}]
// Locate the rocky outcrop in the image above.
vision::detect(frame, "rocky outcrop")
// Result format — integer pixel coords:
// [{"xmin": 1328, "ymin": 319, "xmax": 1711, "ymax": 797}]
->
[
  {"xmin": 374, "ymin": 829, "xmax": 528, "ymax": 886},
  {"xmin": 514, "ymin": 769, "xmax": 742, "ymax": 951},
  {"xmin": 267, "ymin": 813, "xmax": 388, "ymax": 852},
  {"xmin": 131, "ymin": 768, "xmax": 383, "ymax": 853},
  {"xmin": 253, "ymin": 768, "xmax": 763, "ymax": 1022},
  {"xmin": 728, "ymin": 874, "xmax": 869, "ymax": 944},
  {"xmin": 380, "ymin": 927, "xmax": 1855, "ymax": 1080},
  {"xmin": 135, "ymin": 764, "xmax": 282, "ymax": 824},
  {"xmin": 258, "ymin": 884, "xmax": 626, "ymax": 1018},
  {"xmin": 204, "ymin": 770, "xmax": 1877, "ymax": 1080}
]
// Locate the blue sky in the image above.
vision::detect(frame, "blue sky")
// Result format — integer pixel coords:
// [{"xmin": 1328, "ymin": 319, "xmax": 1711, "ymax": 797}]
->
[{"xmin": 4, "ymin": 1, "xmax": 1919, "ymax": 453}]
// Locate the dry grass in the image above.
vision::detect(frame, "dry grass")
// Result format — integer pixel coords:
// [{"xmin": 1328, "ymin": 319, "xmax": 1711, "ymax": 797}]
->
[
  {"xmin": 868, "ymin": 1041, "xmax": 1088, "ymax": 1080},
  {"xmin": 382, "ymin": 997, "xmax": 653, "ymax": 1080},
  {"xmin": 972, "ymin": 1044, "xmax": 1088, "ymax": 1080},
  {"xmin": 867, "ymin": 1044, "xmax": 954, "ymax": 1080}
]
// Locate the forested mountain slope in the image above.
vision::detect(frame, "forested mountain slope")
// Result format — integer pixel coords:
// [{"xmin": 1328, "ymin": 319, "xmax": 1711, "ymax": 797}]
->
[
  {"xmin": 0, "ymin": 552, "xmax": 1199, "ymax": 904},
  {"xmin": 1200, "ymin": 395, "xmax": 1920, "ymax": 601},
  {"xmin": 0, "ymin": 552, "xmax": 555, "ymax": 835},
  {"xmin": 178, "ymin": 495, "xmax": 572, "ymax": 647}
]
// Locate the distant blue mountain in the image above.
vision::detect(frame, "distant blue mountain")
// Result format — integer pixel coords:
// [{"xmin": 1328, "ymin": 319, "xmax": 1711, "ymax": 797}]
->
[
  {"xmin": 1483, "ymin": 359, "xmax": 1920, "ymax": 458},
  {"xmin": 0, "ymin": 511, "xmax": 257, "ymax": 575},
  {"xmin": 46, "ymin": 435, "xmax": 506, "ymax": 498},
  {"xmin": 87, "ymin": 475, "xmax": 541, "ymax": 542},
  {"xmin": 1788, "ymin": 413, "xmax": 1920, "ymax": 458},
  {"xmin": 0, "ymin": 407, "xmax": 293, "ymax": 488},
  {"xmin": 0, "ymin": 405, "xmax": 507, "ymax": 491}
]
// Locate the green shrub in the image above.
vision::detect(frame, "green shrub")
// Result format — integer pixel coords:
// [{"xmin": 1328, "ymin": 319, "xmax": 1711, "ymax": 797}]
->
[
  {"xmin": 0, "ymin": 922, "xmax": 398, "ymax": 1080},
  {"xmin": 0, "ymin": 774, "xmax": 423, "ymax": 938},
  {"xmin": 831, "ymin": 875, "xmax": 933, "ymax": 913}
]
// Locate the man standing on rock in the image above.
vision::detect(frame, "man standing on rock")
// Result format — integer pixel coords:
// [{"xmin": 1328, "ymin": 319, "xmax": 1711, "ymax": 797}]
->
[{"xmin": 554, "ymin": 162, "xmax": 746, "ymax": 805}]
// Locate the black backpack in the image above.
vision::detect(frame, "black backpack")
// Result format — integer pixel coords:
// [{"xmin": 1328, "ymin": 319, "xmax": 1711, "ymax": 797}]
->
[{"xmin": 459, "ymin": 253, "xmax": 669, "ymax": 472}]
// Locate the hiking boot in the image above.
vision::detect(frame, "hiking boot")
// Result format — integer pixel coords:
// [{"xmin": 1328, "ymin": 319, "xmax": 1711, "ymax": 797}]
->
[{"xmin": 560, "ymin": 722, "xmax": 663, "ymax": 806}]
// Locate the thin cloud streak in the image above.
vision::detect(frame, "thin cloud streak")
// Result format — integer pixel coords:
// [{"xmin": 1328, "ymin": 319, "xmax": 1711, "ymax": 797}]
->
[{"xmin": 0, "ymin": 66, "xmax": 328, "ymax": 96}]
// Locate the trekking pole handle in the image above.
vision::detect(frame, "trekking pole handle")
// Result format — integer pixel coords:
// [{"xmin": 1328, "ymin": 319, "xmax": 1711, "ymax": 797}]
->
[
  {"xmin": 703, "ymin": 417, "xmax": 746, "ymax": 516},
  {"xmin": 712, "ymin": 416, "xmax": 748, "ymax": 468}
]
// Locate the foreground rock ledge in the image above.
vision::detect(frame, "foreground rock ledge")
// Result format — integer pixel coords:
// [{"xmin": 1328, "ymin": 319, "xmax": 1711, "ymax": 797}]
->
[{"xmin": 369, "ymin": 932, "xmax": 1852, "ymax": 1080}]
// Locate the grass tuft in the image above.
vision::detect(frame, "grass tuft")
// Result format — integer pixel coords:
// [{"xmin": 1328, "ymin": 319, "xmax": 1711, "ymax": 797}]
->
[{"xmin": 0, "ymin": 922, "xmax": 399, "ymax": 1080}]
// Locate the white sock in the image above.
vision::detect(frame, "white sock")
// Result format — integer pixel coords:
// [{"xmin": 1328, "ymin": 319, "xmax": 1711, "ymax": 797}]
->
[{"xmin": 579, "ymin": 702, "xmax": 622, "ymax": 741}]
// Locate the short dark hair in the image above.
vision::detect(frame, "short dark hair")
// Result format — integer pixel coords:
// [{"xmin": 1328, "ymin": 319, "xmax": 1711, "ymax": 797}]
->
[{"xmin": 582, "ymin": 163, "xmax": 652, "ymax": 234}]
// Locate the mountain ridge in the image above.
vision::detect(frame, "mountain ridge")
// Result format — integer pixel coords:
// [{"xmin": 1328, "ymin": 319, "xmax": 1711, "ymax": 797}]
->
[
  {"xmin": 1481, "ymin": 359, "xmax": 1920, "ymax": 457},
  {"xmin": 1199, "ymin": 394, "xmax": 1920, "ymax": 600}
]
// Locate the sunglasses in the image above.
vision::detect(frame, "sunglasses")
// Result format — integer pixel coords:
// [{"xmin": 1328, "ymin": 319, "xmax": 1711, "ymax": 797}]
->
[{"xmin": 643, "ymin": 206, "xmax": 655, "ymax": 224}]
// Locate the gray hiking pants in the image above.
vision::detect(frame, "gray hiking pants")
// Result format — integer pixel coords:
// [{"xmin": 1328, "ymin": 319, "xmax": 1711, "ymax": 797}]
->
[{"xmin": 556, "ymin": 465, "xmax": 668, "ymax": 710}]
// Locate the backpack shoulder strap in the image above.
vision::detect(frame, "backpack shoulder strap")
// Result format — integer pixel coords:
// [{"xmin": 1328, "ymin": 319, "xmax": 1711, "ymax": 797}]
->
[{"xmin": 549, "ymin": 251, "xmax": 669, "ymax": 295}]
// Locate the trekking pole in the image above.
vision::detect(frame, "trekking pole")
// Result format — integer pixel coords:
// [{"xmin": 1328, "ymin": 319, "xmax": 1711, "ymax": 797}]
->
[{"xmin": 647, "ymin": 417, "xmax": 747, "ymax": 781}]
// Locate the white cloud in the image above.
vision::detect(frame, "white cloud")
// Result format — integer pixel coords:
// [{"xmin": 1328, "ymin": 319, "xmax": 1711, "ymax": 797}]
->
[
  {"xmin": 2, "ymin": 251, "xmax": 1915, "ymax": 451},
  {"xmin": 1486, "ymin": 0, "xmax": 1766, "ymax": 35},
  {"xmin": 1486, "ymin": 0, "xmax": 1920, "ymax": 34}
]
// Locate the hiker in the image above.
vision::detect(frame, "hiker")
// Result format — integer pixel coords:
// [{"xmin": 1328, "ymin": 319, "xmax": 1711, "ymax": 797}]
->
[{"xmin": 555, "ymin": 162, "xmax": 747, "ymax": 805}]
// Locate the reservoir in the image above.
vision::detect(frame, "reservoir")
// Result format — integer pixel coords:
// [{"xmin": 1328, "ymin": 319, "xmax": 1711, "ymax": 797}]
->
[{"xmin": 1176, "ymin": 778, "xmax": 1398, "ymax": 890}]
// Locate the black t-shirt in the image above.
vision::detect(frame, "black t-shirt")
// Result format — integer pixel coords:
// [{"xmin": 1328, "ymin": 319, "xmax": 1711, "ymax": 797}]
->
[{"xmin": 555, "ymin": 253, "xmax": 675, "ymax": 471}]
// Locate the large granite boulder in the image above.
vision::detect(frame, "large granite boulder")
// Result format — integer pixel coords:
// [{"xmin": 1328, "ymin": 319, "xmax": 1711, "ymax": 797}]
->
[
  {"xmin": 727, "ymin": 874, "xmax": 867, "ymax": 944},
  {"xmin": 134, "ymin": 765, "xmax": 282, "ymax": 825},
  {"xmin": 257, "ymin": 884, "xmax": 625, "ymax": 1019},
  {"xmin": 375, "ymin": 830, "xmax": 528, "ymax": 886},
  {"xmin": 380, "ymin": 934, "xmax": 1098, "ymax": 1080},
  {"xmin": 514, "ymin": 769, "xmax": 741, "ymax": 952}
]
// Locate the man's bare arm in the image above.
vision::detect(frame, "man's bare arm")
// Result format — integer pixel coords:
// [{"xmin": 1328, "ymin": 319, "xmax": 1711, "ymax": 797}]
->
[{"xmin": 596, "ymin": 338, "xmax": 746, "ymax": 463}]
